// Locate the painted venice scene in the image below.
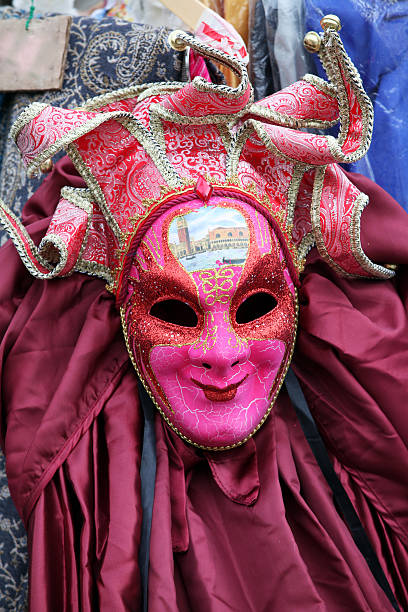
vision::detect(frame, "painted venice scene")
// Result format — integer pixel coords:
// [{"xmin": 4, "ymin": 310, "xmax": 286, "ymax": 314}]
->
[{"xmin": 168, "ymin": 205, "xmax": 249, "ymax": 273}]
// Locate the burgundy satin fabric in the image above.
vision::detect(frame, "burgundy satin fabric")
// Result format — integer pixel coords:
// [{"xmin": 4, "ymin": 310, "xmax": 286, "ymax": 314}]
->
[{"xmin": 1, "ymin": 160, "xmax": 408, "ymax": 610}]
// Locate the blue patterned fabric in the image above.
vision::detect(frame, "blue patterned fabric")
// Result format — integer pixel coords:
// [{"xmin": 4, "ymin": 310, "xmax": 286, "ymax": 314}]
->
[
  {"xmin": 305, "ymin": 0, "xmax": 408, "ymax": 211},
  {"xmin": 0, "ymin": 8, "xmax": 185, "ymax": 246},
  {"xmin": 0, "ymin": 453, "xmax": 28, "ymax": 612}
]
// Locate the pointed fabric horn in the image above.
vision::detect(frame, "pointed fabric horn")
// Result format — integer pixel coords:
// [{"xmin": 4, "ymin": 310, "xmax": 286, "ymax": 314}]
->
[
  {"xmin": 162, "ymin": 30, "xmax": 252, "ymax": 119},
  {"xmin": 242, "ymin": 27, "xmax": 373, "ymax": 166},
  {"xmin": 249, "ymin": 77, "xmax": 339, "ymax": 130}
]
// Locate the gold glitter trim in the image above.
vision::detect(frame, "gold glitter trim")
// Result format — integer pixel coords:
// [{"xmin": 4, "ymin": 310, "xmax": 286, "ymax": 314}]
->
[
  {"xmin": 350, "ymin": 192, "xmax": 394, "ymax": 279},
  {"xmin": 286, "ymin": 164, "xmax": 311, "ymax": 229},
  {"xmin": 120, "ymin": 290, "xmax": 299, "ymax": 451},
  {"xmin": 302, "ymin": 73, "xmax": 337, "ymax": 98},
  {"xmin": 0, "ymin": 197, "xmax": 52, "ymax": 277}
]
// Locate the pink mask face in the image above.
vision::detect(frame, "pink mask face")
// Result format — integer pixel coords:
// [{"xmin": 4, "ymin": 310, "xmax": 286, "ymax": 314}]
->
[{"xmin": 122, "ymin": 197, "xmax": 297, "ymax": 449}]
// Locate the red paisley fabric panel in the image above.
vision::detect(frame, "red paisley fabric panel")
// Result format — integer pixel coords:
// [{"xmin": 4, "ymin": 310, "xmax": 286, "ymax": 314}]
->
[
  {"xmin": 240, "ymin": 132, "xmax": 294, "ymax": 218},
  {"xmin": 338, "ymin": 64, "xmax": 364, "ymax": 156},
  {"xmin": 81, "ymin": 203, "xmax": 119, "ymax": 269},
  {"xmin": 318, "ymin": 164, "xmax": 369, "ymax": 276},
  {"xmin": 292, "ymin": 170, "xmax": 315, "ymax": 247},
  {"xmin": 259, "ymin": 123, "xmax": 336, "ymax": 165},
  {"xmin": 44, "ymin": 198, "xmax": 88, "ymax": 275},
  {"xmin": 253, "ymin": 79, "xmax": 339, "ymax": 124},
  {"xmin": 160, "ymin": 81, "xmax": 251, "ymax": 117},
  {"xmin": 75, "ymin": 122, "xmax": 163, "ymax": 233},
  {"xmin": 162, "ymin": 122, "xmax": 227, "ymax": 183},
  {"xmin": 17, "ymin": 107, "xmax": 98, "ymax": 166}
]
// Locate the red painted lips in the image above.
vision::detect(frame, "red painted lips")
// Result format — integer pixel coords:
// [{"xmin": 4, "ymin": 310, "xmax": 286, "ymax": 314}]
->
[{"xmin": 191, "ymin": 375, "xmax": 248, "ymax": 402}]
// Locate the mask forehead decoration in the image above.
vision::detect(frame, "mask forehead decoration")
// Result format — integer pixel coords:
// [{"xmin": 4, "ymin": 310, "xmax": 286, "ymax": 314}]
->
[{"xmin": 0, "ymin": 16, "xmax": 394, "ymax": 448}]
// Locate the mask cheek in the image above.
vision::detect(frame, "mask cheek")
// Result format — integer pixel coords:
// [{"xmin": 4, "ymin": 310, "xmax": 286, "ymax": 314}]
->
[
  {"xmin": 246, "ymin": 339, "xmax": 287, "ymax": 395},
  {"xmin": 148, "ymin": 344, "xmax": 192, "ymax": 413}
]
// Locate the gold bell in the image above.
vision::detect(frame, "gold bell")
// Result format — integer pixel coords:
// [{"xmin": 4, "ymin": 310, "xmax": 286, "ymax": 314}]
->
[
  {"xmin": 320, "ymin": 14, "xmax": 342, "ymax": 32},
  {"xmin": 40, "ymin": 158, "xmax": 53, "ymax": 173},
  {"xmin": 168, "ymin": 30, "xmax": 188, "ymax": 52},
  {"xmin": 303, "ymin": 31, "xmax": 322, "ymax": 53}
]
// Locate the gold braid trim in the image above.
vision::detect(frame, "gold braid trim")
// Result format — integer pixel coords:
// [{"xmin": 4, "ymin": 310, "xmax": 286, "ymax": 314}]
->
[
  {"xmin": 302, "ymin": 73, "xmax": 337, "ymax": 97},
  {"xmin": 311, "ymin": 167, "xmax": 393, "ymax": 279},
  {"xmin": 10, "ymin": 102, "xmax": 48, "ymax": 141},
  {"xmin": 226, "ymin": 124, "xmax": 254, "ymax": 177},
  {"xmin": 350, "ymin": 192, "xmax": 394, "ymax": 279},
  {"xmin": 246, "ymin": 103, "xmax": 338, "ymax": 130},
  {"xmin": 318, "ymin": 30, "xmax": 373, "ymax": 162},
  {"xmin": 76, "ymin": 258, "xmax": 113, "ymax": 283},
  {"xmin": 0, "ymin": 197, "xmax": 53, "ymax": 277}
]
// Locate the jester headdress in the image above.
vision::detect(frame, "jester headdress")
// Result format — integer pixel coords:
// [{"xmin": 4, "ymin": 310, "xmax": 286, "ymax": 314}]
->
[{"xmin": 0, "ymin": 19, "xmax": 393, "ymax": 450}]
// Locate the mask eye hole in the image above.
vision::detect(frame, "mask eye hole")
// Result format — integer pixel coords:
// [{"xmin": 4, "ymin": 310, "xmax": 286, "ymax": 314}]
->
[
  {"xmin": 236, "ymin": 292, "xmax": 277, "ymax": 324},
  {"xmin": 150, "ymin": 299, "xmax": 198, "ymax": 327}
]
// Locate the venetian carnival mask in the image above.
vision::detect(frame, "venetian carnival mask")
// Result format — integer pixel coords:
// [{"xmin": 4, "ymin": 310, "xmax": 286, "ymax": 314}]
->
[
  {"xmin": 0, "ymin": 16, "xmax": 393, "ymax": 449},
  {"xmin": 122, "ymin": 198, "xmax": 297, "ymax": 447}
]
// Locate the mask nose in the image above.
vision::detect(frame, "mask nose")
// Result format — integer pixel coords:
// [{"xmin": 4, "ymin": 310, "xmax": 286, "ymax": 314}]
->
[{"xmin": 188, "ymin": 313, "xmax": 250, "ymax": 377}]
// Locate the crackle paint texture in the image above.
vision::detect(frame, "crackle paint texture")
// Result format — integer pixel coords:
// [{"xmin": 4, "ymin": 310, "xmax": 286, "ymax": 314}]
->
[{"xmin": 124, "ymin": 197, "xmax": 297, "ymax": 447}]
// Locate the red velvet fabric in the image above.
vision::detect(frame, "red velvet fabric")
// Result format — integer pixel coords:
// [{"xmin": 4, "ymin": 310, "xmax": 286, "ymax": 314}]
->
[{"xmin": 1, "ymin": 159, "xmax": 408, "ymax": 610}]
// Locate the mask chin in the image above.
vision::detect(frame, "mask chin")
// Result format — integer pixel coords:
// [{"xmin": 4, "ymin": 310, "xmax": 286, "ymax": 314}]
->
[{"xmin": 121, "ymin": 196, "xmax": 298, "ymax": 449}]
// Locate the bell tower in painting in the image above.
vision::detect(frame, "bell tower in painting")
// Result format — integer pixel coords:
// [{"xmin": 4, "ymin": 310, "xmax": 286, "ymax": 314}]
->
[{"xmin": 177, "ymin": 216, "xmax": 192, "ymax": 254}]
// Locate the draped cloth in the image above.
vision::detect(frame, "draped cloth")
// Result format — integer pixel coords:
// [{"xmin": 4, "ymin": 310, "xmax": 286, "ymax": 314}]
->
[{"xmin": 1, "ymin": 158, "xmax": 408, "ymax": 611}]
